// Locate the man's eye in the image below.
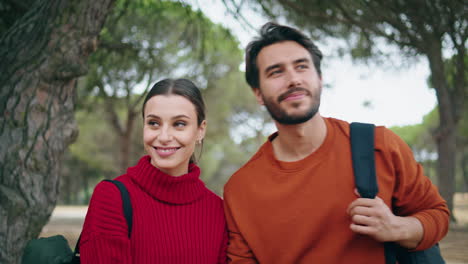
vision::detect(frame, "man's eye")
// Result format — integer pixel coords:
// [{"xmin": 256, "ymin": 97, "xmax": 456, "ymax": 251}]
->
[
  {"xmin": 269, "ymin": 70, "xmax": 281, "ymax": 76},
  {"xmin": 297, "ymin": 64, "xmax": 308, "ymax": 69}
]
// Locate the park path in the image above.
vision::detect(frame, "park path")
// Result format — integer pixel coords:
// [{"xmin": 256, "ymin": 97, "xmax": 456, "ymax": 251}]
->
[{"xmin": 41, "ymin": 193, "xmax": 468, "ymax": 263}]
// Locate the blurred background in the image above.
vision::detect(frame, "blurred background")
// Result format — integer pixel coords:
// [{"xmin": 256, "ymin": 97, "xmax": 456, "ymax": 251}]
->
[{"xmin": 1, "ymin": 0, "xmax": 466, "ymax": 263}]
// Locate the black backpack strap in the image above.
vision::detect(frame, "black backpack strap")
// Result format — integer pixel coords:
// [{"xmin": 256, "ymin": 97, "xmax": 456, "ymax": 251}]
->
[
  {"xmin": 103, "ymin": 179, "xmax": 133, "ymax": 238},
  {"xmin": 350, "ymin": 122, "xmax": 396, "ymax": 264},
  {"xmin": 350, "ymin": 122, "xmax": 378, "ymax": 199},
  {"xmin": 72, "ymin": 179, "xmax": 133, "ymax": 262}
]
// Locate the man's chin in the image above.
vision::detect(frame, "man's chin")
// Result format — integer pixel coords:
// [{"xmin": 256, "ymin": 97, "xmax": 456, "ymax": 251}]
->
[{"xmin": 273, "ymin": 109, "xmax": 319, "ymax": 125}]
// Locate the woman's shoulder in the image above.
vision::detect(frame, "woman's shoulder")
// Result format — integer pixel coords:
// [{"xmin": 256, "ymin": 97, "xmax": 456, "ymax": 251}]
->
[
  {"xmin": 87, "ymin": 175, "xmax": 135, "ymax": 214},
  {"xmin": 92, "ymin": 177, "xmax": 127, "ymax": 199},
  {"xmin": 81, "ymin": 176, "xmax": 132, "ymax": 242},
  {"xmin": 196, "ymin": 187, "xmax": 225, "ymax": 212}
]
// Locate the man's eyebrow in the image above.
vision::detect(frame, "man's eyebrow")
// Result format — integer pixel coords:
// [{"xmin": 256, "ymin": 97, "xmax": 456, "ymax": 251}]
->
[
  {"xmin": 293, "ymin": 57, "xmax": 311, "ymax": 64},
  {"xmin": 264, "ymin": 57, "xmax": 311, "ymax": 74}
]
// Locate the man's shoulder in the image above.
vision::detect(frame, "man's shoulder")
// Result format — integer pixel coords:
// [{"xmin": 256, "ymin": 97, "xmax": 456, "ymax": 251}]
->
[
  {"xmin": 327, "ymin": 117, "xmax": 403, "ymax": 152},
  {"xmin": 224, "ymin": 140, "xmax": 271, "ymax": 191},
  {"xmin": 373, "ymin": 125, "xmax": 408, "ymax": 152}
]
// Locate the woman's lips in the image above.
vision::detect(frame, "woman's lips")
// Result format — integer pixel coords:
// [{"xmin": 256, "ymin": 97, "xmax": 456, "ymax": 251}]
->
[{"xmin": 154, "ymin": 146, "xmax": 180, "ymax": 157}]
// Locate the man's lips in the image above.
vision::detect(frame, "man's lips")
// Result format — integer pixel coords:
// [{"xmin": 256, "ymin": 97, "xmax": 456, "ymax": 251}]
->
[
  {"xmin": 283, "ymin": 92, "xmax": 305, "ymax": 102},
  {"xmin": 278, "ymin": 88, "xmax": 310, "ymax": 103}
]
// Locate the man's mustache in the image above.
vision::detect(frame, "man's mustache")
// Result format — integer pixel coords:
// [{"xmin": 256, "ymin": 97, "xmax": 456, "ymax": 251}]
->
[{"xmin": 278, "ymin": 87, "xmax": 311, "ymax": 103}]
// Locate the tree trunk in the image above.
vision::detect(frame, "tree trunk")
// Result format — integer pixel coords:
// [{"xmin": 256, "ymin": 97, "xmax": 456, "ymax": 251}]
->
[
  {"xmin": 0, "ymin": 0, "xmax": 115, "ymax": 262},
  {"xmin": 435, "ymin": 127, "xmax": 457, "ymax": 222},
  {"xmin": 120, "ymin": 132, "xmax": 131, "ymax": 173},
  {"xmin": 119, "ymin": 111, "xmax": 137, "ymax": 172},
  {"xmin": 83, "ymin": 172, "xmax": 91, "ymax": 204},
  {"xmin": 462, "ymin": 147, "xmax": 468, "ymax": 193},
  {"xmin": 426, "ymin": 47, "xmax": 458, "ymax": 222}
]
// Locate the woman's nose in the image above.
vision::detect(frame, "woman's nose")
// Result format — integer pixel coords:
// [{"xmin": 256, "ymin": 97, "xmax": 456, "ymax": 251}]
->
[{"xmin": 158, "ymin": 126, "xmax": 173, "ymax": 142}]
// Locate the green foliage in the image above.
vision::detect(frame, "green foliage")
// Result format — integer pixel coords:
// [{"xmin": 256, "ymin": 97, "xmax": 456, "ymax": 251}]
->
[
  {"xmin": 390, "ymin": 124, "xmax": 425, "ymax": 148},
  {"xmin": 60, "ymin": 0, "xmax": 263, "ymax": 199}
]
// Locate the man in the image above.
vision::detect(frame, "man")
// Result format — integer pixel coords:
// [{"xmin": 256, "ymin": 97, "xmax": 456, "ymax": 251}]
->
[{"xmin": 223, "ymin": 22, "xmax": 449, "ymax": 263}]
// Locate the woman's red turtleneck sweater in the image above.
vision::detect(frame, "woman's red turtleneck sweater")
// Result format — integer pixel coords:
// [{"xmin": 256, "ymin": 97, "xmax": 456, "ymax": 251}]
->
[{"xmin": 80, "ymin": 156, "xmax": 227, "ymax": 263}]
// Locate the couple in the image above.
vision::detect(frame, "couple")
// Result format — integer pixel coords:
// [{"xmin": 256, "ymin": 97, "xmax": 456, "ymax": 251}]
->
[{"xmin": 79, "ymin": 22, "xmax": 449, "ymax": 263}]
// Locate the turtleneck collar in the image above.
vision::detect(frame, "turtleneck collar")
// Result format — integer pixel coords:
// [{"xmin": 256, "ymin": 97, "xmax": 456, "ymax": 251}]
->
[{"xmin": 127, "ymin": 156, "xmax": 207, "ymax": 205}]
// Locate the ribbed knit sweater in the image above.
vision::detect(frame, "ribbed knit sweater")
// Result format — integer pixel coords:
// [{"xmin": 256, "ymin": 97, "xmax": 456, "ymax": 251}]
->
[
  {"xmin": 80, "ymin": 156, "xmax": 227, "ymax": 264},
  {"xmin": 224, "ymin": 117, "xmax": 449, "ymax": 264}
]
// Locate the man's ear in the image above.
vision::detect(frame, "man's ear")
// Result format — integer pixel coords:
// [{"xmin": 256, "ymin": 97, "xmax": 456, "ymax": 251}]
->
[{"xmin": 253, "ymin": 88, "xmax": 265, "ymax": 105}]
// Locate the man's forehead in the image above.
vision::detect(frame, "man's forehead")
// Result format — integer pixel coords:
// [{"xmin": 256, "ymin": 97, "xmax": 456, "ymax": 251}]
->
[{"xmin": 257, "ymin": 41, "xmax": 311, "ymax": 69}]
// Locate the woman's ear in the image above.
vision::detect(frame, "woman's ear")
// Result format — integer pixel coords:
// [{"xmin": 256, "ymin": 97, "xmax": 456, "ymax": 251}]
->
[{"xmin": 198, "ymin": 120, "xmax": 207, "ymax": 142}]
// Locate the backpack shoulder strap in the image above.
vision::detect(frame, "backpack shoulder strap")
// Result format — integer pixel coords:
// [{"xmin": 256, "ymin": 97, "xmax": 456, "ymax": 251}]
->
[
  {"xmin": 350, "ymin": 122, "xmax": 397, "ymax": 264},
  {"xmin": 350, "ymin": 122, "xmax": 378, "ymax": 199},
  {"xmin": 103, "ymin": 179, "xmax": 133, "ymax": 237},
  {"xmin": 73, "ymin": 179, "xmax": 133, "ymax": 261}
]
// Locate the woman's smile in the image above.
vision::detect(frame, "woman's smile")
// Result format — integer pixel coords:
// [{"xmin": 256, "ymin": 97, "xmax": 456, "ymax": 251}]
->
[{"xmin": 154, "ymin": 146, "xmax": 181, "ymax": 157}]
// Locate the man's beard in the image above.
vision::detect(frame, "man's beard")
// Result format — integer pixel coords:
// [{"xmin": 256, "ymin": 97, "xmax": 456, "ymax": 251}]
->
[{"xmin": 262, "ymin": 87, "xmax": 321, "ymax": 125}]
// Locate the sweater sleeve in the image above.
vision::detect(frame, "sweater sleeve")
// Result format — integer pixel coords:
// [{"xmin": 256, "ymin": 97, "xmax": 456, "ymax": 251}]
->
[
  {"xmin": 217, "ymin": 227, "xmax": 228, "ymax": 264},
  {"xmin": 223, "ymin": 191, "xmax": 258, "ymax": 264},
  {"xmin": 382, "ymin": 128, "xmax": 449, "ymax": 250},
  {"xmin": 79, "ymin": 180, "xmax": 132, "ymax": 263}
]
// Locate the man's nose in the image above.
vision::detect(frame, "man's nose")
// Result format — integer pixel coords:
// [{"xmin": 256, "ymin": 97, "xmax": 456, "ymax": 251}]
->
[{"xmin": 286, "ymin": 69, "xmax": 301, "ymax": 88}]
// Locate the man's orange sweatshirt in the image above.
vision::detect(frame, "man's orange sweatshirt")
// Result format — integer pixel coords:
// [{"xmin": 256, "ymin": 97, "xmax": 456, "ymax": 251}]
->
[{"xmin": 223, "ymin": 117, "xmax": 449, "ymax": 264}]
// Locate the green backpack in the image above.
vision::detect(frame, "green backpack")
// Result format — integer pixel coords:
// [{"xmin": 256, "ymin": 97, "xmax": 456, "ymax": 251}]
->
[{"xmin": 21, "ymin": 180, "xmax": 133, "ymax": 264}]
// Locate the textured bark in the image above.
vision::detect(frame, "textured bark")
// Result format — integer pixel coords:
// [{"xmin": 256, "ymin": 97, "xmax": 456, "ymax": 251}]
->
[
  {"xmin": 463, "ymin": 149, "xmax": 468, "ymax": 193},
  {"xmin": 120, "ymin": 116, "xmax": 134, "ymax": 173},
  {"xmin": 0, "ymin": 0, "xmax": 115, "ymax": 262},
  {"xmin": 426, "ymin": 43, "xmax": 458, "ymax": 222}
]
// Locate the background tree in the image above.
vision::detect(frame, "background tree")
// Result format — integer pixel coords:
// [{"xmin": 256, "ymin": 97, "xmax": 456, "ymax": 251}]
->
[
  {"xmin": 234, "ymin": 0, "xmax": 467, "ymax": 220},
  {"xmin": 0, "ymin": 0, "xmax": 115, "ymax": 262},
  {"xmin": 391, "ymin": 110, "xmax": 438, "ymax": 182},
  {"xmin": 80, "ymin": 0, "xmax": 219, "ymax": 172},
  {"xmin": 61, "ymin": 0, "xmax": 262, "ymax": 200},
  {"xmin": 58, "ymin": 107, "xmax": 118, "ymax": 204}
]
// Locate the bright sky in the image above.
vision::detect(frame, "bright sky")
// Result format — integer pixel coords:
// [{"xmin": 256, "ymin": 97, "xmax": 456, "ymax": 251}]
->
[{"xmin": 189, "ymin": 0, "xmax": 438, "ymax": 127}]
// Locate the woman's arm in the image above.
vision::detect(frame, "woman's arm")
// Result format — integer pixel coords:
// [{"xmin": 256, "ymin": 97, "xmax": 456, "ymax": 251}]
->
[{"xmin": 79, "ymin": 181, "xmax": 132, "ymax": 263}]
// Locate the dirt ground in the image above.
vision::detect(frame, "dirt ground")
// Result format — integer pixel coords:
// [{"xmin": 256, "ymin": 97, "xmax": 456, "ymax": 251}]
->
[
  {"xmin": 41, "ymin": 193, "xmax": 468, "ymax": 263},
  {"xmin": 439, "ymin": 193, "xmax": 468, "ymax": 264}
]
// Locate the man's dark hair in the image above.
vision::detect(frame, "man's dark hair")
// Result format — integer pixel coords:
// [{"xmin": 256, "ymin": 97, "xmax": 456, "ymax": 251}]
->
[{"xmin": 245, "ymin": 22, "xmax": 323, "ymax": 89}]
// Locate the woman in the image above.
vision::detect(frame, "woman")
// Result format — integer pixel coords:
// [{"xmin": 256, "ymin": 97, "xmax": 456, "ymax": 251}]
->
[{"xmin": 80, "ymin": 78, "xmax": 227, "ymax": 263}]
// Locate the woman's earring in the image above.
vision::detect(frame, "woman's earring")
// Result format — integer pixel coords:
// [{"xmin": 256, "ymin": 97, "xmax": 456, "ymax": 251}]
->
[{"xmin": 197, "ymin": 139, "xmax": 202, "ymax": 145}]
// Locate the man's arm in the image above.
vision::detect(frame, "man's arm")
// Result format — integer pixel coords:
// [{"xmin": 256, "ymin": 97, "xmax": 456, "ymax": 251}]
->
[
  {"xmin": 387, "ymin": 128, "xmax": 449, "ymax": 250},
  {"xmin": 350, "ymin": 127, "xmax": 450, "ymax": 250},
  {"xmin": 223, "ymin": 197, "xmax": 258, "ymax": 263}
]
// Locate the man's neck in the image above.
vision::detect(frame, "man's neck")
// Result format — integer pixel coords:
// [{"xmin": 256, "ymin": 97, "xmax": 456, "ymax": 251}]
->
[{"xmin": 272, "ymin": 114, "xmax": 327, "ymax": 162}]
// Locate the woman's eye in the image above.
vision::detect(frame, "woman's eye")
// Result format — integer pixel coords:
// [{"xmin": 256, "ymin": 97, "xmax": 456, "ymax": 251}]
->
[
  {"xmin": 174, "ymin": 121, "xmax": 186, "ymax": 127},
  {"xmin": 148, "ymin": 121, "xmax": 159, "ymax": 127}
]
